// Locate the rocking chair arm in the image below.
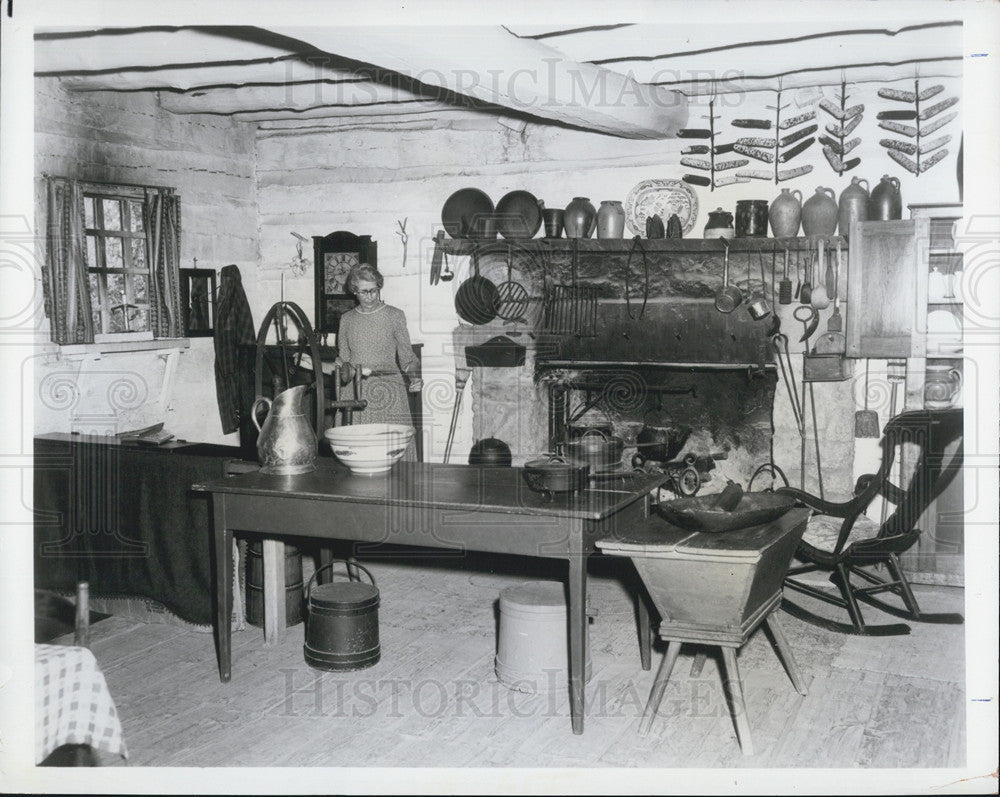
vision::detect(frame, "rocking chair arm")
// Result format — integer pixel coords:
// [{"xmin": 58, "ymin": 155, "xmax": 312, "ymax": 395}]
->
[{"xmin": 777, "ymin": 486, "xmax": 861, "ymax": 517}]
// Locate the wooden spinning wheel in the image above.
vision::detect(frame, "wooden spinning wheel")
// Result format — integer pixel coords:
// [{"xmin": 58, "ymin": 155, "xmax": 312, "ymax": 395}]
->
[{"xmin": 252, "ymin": 301, "xmax": 325, "ymax": 434}]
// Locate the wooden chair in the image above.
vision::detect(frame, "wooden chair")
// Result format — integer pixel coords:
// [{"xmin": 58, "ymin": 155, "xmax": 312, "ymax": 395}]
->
[{"xmin": 779, "ymin": 408, "xmax": 964, "ymax": 636}]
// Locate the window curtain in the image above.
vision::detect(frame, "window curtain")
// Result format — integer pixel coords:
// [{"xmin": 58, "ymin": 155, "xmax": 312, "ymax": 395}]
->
[
  {"xmin": 44, "ymin": 177, "xmax": 94, "ymax": 344},
  {"xmin": 143, "ymin": 188, "xmax": 182, "ymax": 338}
]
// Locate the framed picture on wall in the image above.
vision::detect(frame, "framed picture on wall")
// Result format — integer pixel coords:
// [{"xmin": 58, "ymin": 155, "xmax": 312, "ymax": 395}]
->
[
  {"xmin": 178, "ymin": 267, "xmax": 217, "ymax": 337},
  {"xmin": 313, "ymin": 231, "xmax": 377, "ymax": 334}
]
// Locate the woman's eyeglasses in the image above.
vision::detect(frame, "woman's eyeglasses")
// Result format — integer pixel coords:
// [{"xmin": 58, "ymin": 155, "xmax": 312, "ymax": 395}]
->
[{"xmin": 356, "ymin": 288, "xmax": 380, "ymax": 297}]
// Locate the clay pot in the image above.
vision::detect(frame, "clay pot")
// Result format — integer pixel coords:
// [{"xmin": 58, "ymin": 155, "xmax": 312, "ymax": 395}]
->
[
  {"xmin": 597, "ymin": 200, "xmax": 626, "ymax": 239},
  {"xmin": 704, "ymin": 208, "xmax": 735, "ymax": 240},
  {"xmin": 542, "ymin": 207, "xmax": 564, "ymax": 238},
  {"xmin": 768, "ymin": 188, "xmax": 803, "ymax": 238},
  {"xmin": 801, "ymin": 187, "xmax": 838, "ymax": 236},
  {"xmin": 563, "ymin": 197, "xmax": 597, "ymax": 238},
  {"xmin": 735, "ymin": 200, "xmax": 769, "ymax": 238},
  {"xmin": 869, "ymin": 175, "xmax": 902, "ymax": 221},
  {"xmin": 837, "ymin": 177, "xmax": 870, "ymax": 236}
]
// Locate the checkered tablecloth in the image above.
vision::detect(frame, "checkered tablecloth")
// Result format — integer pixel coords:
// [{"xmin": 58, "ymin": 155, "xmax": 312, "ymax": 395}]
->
[{"xmin": 35, "ymin": 644, "xmax": 128, "ymax": 764}]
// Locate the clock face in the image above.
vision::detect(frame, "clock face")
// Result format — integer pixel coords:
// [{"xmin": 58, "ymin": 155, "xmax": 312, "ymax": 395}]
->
[{"xmin": 324, "ymin": 252, "xmax": 358, "ymax": 294}]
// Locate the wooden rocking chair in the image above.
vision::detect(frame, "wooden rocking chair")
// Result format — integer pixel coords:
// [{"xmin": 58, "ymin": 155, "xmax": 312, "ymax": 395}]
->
[{"xmin": 779, "ymin": 408, "xmax": 964, "ymax": 636}]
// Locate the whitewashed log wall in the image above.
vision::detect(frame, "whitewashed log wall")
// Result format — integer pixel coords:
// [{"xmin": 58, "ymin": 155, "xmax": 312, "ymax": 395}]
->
[{"xmin": 33, "ymin": 78, "xmax": 258, "ymax": 445}]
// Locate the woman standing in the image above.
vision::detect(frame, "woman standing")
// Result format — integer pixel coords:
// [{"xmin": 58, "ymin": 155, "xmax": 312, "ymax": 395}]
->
[{"xmin": 335, "ymin": 264, "xmax": 421, "ymax": 436}]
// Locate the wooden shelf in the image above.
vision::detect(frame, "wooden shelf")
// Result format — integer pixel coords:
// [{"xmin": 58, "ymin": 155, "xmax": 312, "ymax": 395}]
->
[{"xmin": 438, "ymin": 235, "xmax": 846, "ymax": 256}]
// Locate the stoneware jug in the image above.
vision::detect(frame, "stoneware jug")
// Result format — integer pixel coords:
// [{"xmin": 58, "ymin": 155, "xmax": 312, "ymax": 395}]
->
[
  {"xmin": 768, "ymin": 188, "xmax": 803, "ymax": 238},
  {"xmin": 801, "ymin": 187, "xmax": 838, "ymax": 236},
  {"xmin": 924, "ymin": 364, "xmax": 963, "ymax": 409},
  {"xmin": 704, "ymin": 207, "xmax": 735, "ymax": 240},
  {"xmin": 869, "ymin": 175, "xmax": 902, "ymax": 221},
  {"xmin": 252, "ymin": 384, "xmax": 317, "ymax": 475},
  {"xmin": 837, "ymin": 177, "xmax": 870, "ymax": 235},
  {"xmin": 596, "ymin": 200, "xmax": 626, "ymax": 239},
  {"xmin": 563, "ymin": 197, "xmax": 597, "ymax": 238}
]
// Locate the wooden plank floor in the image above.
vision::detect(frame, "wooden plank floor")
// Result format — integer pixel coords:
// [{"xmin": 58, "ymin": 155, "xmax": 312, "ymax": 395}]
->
[{"xmin": 48, "ymin": 553, "xmax": 967, "ymax": 770}]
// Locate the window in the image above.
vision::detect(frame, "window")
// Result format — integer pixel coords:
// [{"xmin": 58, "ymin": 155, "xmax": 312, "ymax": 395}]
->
[
  {"xmin": 83, "ymin": 188, "xmax": 151, "ymax": 336},
  {"xmin": 44, "ymin": 176, "xmax": 182, "ymax": 346}
]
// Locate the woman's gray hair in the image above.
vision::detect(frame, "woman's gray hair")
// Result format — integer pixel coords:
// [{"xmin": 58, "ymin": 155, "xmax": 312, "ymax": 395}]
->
[{"xmin": 346, "ymin": 263, "xmax": 384, "ymax": 294}]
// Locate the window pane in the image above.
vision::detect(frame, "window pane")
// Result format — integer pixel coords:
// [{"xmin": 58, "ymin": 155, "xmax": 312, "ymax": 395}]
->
[
  {"xmin": 109, "ymin": 305, "xmax": 126, "ymax": 333},
  {"xmin": 105, "ymin": 237, "xmax": 124, "ymax": 269},
  {"xmin": 102, "ymin": 199, "xmax": 122, "ymax": 230},
  {"xmin": 88, "ymin": 273, "xmax": 102, "ymax": 329},
  {"xmin": 84, "ymin": 197, "xmax": 95, "ymax": 228},
  {"xmin": 107, "ymin": 271, "xmax": 124, "ymax": 300},
  {"xmin": 129, "ymin": 238, "xmax": 146, "ymax": 270},
  {"xmin": 129, "ymin": 306, "xmax": 150, "ymax": 333},
  {"xmin": 132, "ymin": 273, "xmax": 147, "ymax": 301},
  {"xmin": 86, "ymin": 236, "xmax": 98, "ymax": 269},
  {"xmin": 127, "ymin": 201, "xmax": 144, "ymax": 232}
]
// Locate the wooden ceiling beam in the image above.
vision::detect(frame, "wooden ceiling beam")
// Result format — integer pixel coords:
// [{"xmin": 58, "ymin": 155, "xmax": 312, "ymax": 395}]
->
[
  {"xmin": 157, "ymin": 80, "xmax": 433, "ymax": 115},
  {"xmin": 274, "ymin": 25, "xmax": 688, "ymax": 139}
]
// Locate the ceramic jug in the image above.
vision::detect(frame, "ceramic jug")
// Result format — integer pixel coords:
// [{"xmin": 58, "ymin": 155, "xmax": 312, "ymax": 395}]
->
[
  {"xmin": 768, "ymin": 188, "xmax": 803, "ymax": 238},
  {"xmin": 801, "ymin": 187, "xmax": 839, "ymax": 236},
  {"xmin": 252, "ymin": 384, "xmax": 317, "ymax": 475},
  {"xmin": 924, "ymin": 364, "xmax": 963, "ymax": 409},
  {"xmin": 596, "ymin": 200, "xmax": 626, "ymax": 239},
  {"xmin": 837, "ymin": 177, "xmax": 870, "ymax": 235},
  {"xmin": 704, "ymin": 208, "xmax": 735, "ymax": 240},
  {"xmin": 563, "ymin": 197, "xmax": 597, "ymax": 238},
  {"xmin": 869, "ymin": 175, "xmax": 902, "ymax": 221}
]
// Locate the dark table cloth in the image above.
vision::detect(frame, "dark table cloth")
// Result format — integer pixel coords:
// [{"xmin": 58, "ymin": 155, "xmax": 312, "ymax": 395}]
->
[{"xmin": 34, "ymin": 434, "xmax": 247, "ymax": 626}]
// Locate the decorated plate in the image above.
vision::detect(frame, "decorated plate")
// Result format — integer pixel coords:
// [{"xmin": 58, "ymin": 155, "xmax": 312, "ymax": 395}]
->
[{"xmin": 624, "ymin": 178, "xmax": 699, "ymax": 237}]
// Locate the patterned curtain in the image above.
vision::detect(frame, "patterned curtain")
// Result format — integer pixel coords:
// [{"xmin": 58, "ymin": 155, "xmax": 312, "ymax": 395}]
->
[
  {"xmin": 44, "ymin": 177, "xmax": 94, "ymax": 344},
  {"xmin": 144, "ymin": 188, "xmax": 182, "ymax": 338}
]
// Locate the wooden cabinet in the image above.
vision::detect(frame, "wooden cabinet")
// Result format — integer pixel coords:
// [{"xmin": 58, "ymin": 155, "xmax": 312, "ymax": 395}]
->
[
  {"xmin": 903, "ymin": 203, "xmax": 965, "ymax": 585},
  {"xmin": 846, "ymin": 219, "xmax": 929, "ymax": 358}
]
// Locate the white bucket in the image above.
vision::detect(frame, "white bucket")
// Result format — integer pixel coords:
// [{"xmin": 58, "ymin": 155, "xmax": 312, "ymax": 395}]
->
[{"xmin": 495, "ymin": 581, "xmax": 592, "ymax": 693}]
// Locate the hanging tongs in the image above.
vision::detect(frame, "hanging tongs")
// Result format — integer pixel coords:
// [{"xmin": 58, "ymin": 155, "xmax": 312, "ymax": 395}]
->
[{"xmin": 626, "ymin": 235, "xmax": 649, "ymax": 320}]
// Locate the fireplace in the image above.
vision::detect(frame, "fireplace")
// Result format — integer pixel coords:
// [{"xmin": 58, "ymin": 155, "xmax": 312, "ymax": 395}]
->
[{"xmin": 455, "ymin": 240, "xmax": 781, "ymax": 493}]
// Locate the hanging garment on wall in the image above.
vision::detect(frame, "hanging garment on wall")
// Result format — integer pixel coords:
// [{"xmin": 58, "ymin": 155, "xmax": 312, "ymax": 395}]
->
[{"xmin": 213, "ymin": 264, "xmax": 255, "ymax": 435}]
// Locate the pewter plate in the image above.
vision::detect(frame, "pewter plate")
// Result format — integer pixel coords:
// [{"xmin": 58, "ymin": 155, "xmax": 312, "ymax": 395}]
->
[{"xmin": 624, "ymin": 178, "xmax": 699, "ymax": 237}]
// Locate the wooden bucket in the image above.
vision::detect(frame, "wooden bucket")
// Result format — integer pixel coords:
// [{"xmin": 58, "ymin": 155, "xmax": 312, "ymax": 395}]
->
[
  {"xmin": 245, "ymin": 540, "xmax": 304, "ymax": 628},
  {"xmin": 303, "ymin": 561, "xmax": 380, "ymax": 671}
]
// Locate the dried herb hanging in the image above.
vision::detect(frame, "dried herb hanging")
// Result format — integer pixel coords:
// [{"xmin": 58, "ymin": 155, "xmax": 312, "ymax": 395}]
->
[{"xmin": 876, "ymin": 79, "xmax": 957, "ymax": 174}]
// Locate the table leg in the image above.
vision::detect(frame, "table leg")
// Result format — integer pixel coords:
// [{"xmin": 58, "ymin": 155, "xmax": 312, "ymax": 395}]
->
[
  {"xmin": 637, "ymin": 596, "xmax": 652, "ymax": 671},
  {"xmin": 720, "ymin": 647, "xmax": 754, "ymax": 756},
  {"xmin": 262, "ymin": 538, "xmax": 286, "ymax": 646},
  {"xmin": 213, "ymin": 499, "xmax": 232, "ymax": 682},
  {"xmin": 639, "ymin": 639, "xmax": 681, "ymax": 737},
  {"xmin": 567, "ymin": 555, "xmax": 587, "ymax": 735},
  {"xmin": 765, "ymin": 613, "xmax": 809, "ymax": 696}
]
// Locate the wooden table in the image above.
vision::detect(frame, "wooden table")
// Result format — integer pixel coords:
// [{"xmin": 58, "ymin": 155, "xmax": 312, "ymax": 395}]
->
[{"xmin": 194, "ymin": 460, "xmax": 667, "ymax": 734}]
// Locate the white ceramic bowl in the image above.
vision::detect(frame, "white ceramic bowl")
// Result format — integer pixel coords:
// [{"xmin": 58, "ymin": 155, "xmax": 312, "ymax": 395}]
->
[{"xmin": 323, "ymin": 423, "xmax": 415, "ymax": 475}]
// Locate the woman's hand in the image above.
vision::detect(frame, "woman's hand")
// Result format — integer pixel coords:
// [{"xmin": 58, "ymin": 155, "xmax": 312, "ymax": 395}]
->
[{"xmin": 408, "ymin": 377, "xmax": 423, "ymax": 393}]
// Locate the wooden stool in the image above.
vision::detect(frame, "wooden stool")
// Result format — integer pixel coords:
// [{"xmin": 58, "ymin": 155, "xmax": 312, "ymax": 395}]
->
[{"xmin": 597, "ymin": 507, "xmax": 810, "ymax": 755}]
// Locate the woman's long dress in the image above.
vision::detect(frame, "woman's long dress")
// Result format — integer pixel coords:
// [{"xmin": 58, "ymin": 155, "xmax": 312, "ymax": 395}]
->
[{"xmin": 336, "ymin": 303, "xmax": 418, "ymax": 436}]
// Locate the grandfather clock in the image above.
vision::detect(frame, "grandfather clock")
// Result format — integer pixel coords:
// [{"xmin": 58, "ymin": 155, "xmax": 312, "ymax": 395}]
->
[{"xmin": 313, "ymin": 231, "xmax": 377, "ymax": 336}]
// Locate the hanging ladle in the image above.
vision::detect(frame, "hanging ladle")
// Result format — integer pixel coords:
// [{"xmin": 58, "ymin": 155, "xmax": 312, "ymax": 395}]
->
[
  {"xmin": 714, "ymin": 239, "xmax": 742, "ymax": 314},
  {"xmin": 440, "ymin": 249, "xmax": 454, "ymax": 282},
  {"xmin": 747, "ymin": 247, "xmax": 772, "ymax": 320}
]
